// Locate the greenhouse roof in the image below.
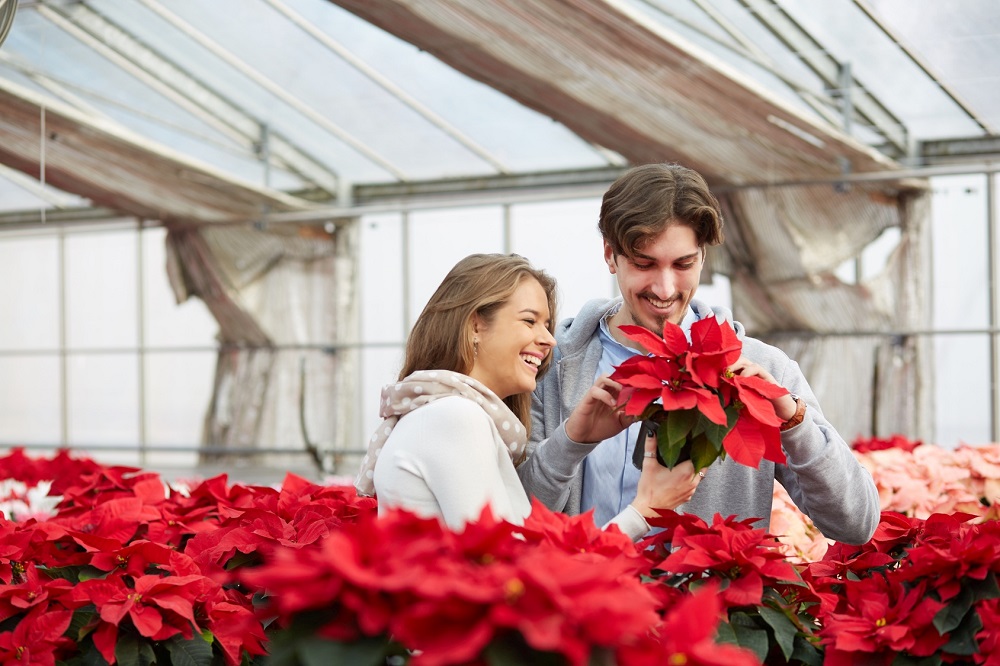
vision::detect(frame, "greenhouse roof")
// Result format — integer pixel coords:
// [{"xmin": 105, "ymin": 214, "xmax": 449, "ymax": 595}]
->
[{"xmin": 0, "ymin": 0, "xmax": 998, "ymax": 223}]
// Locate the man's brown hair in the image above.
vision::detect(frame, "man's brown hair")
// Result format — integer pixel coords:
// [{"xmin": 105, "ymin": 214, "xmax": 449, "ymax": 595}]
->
[{"xmin": 599, "ymin": 163, "xmax": 724, "ymax": 258}]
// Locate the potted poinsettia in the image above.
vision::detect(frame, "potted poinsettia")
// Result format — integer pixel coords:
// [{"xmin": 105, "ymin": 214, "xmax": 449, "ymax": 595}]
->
[{"xmin": 611, "ymin": 317, "xmax": 788, "ymax": 471}]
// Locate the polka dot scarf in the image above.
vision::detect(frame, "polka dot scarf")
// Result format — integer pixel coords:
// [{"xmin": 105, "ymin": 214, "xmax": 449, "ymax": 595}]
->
[{"xmin": 354, "ymin": 369, "xmax": 528, "ymax": 497}]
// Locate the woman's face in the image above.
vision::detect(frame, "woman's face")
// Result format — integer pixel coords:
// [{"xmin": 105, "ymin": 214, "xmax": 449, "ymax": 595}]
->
[{"xmin": 469, "ymin": 277, "xmax": 556, "ymax": 400}]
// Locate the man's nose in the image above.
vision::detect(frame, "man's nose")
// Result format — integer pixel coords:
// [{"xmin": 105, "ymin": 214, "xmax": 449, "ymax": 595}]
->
[{"xmin": 650, "ymin": 268, "xmax": 675, "ymax": 297}]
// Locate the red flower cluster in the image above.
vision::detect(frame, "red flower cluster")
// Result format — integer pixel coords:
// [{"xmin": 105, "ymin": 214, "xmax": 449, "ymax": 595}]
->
[
  {"xmin": 802, "ymin": 510, "xmax": 1000, "ymax": 664},
  {"xmin": 0, "ymin": 448, "xmax": 377, "ymax": 665},
  {"xmin": 244, "ymin": 499, "xmax": 759, "ymax": 666},
  {"xmin": 852, "ymin": 433, "xmax": 923, "ymax": 453},
  {"xmin": 611, "ymin": 317, "xmax": 787, "ymax": 470}
]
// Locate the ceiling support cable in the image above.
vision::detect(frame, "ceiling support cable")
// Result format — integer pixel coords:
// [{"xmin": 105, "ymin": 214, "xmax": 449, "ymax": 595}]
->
[
  {"xmin": 264, "ymin": 0, "xmax": 511, "ymax": 175},
  {"xmin": 853, "ymin": 0, "xmax": 995, "ymax": 135},
  {"xmin": 735, "ymin": 0, "xmax": 909, "ymax": 155},
  {"xmin": 135, "ymin": 0, "xmax": 409, "ymax": 181},
  {"xmin": 36, "ymin": 3, "xmax": 342, "ymax": 195}
]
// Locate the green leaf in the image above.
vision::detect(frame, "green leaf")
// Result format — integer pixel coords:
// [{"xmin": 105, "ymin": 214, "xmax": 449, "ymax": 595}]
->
[
  {"xmin": 758, "ymin": 606, "xmax": 798, "ymax": 661},
  {"xmin": 164, "ymin": 634, "xmax": 214, "ymax": 666},
  {"xmin": 67, "ymin": 608, "xmax": 98, "ymax": 642},
  {"xmin": 113, "ymin": 631, "xmax": 156, "ymax": 666},
  {"xmin": 941, "ymin": 606, "xmax": 984, "ymax": 656},
  {"xmin": 695, "ymin": 413, "xmax": 736, "ymax": 451},
  {"xmin": 657, "ymin": 424, "xmax": 689, "ymax": 469},
  {"xmin": 971, "ymin": 571, "xmax": 1000, "ymax": 603},
  {"xmin": 665, "ymin": 409, "xmax": 698, "ymax": 448},
  {"xmin": 62, "ymin": 639, "xmax": 111, "ymax": 666},
  {"xmin": 298, "ymin": 636, "xmax": 396, "ymax": 666},
  {"xmin": 715, "ymin": 621, "xmax": 737, "ymax": 645},
  {"xmin": 725, "ymin": 613, "xmax": 770, "ymax": 662},
  {"xmin": 790, "ymin": 635, "xmax": 824, "ymax": 666},
  {"xmin": 689, "ymin": 433, "xmax": 722, "ymax": 471},
  {"xmin": 934, "ymin": 586, "xmax": 974, "ymax": 634},
  {"xmin": 891, "ymin": 655, "xmax": 942, "ymax": 666},
  {"xmin": 483, "ymin": 632, "xmax": 564, "ymax": 665},
  {"xmin": 115, "ymin": 633, "xmax": 142, "ymax": 666}
]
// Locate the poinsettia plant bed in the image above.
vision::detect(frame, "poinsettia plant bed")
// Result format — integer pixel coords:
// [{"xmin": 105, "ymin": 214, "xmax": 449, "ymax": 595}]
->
[{"xmin": 4, "ymin": 441, "xmax": 1000, "ymax": 665}]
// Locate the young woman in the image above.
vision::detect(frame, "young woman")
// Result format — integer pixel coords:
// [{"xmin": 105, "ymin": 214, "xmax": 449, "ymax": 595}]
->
[{"xmin": 355, "ymin": 253, "xmax": 700, "ymax": 540}]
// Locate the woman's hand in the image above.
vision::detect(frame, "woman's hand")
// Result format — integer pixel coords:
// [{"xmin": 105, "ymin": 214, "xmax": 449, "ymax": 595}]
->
[
  {"xmin": 727, "ymin": 356, "xmax": 797, "ymax": 421},
  {"xmin": 630, "ymin": 432, "xmax": 702, "ymax": 518},
  {"xmin": 564, "ymin": 375, "xmax": 634, "ymax": 444}
]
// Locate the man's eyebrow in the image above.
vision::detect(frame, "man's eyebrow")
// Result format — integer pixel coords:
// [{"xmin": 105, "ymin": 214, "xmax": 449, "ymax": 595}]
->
[{"xmin": 631, "ymin": 251, "xmax": 700, "ymax": 263}]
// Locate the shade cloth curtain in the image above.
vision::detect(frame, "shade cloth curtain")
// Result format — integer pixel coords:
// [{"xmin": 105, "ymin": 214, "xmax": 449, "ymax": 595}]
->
[
  {"xmin": 165, "ymin": 221, "xmax": 359, "ymax": 474},
  {"xmin": 714, "ymin": 183, "xmax": 933, "ymax": 443}
]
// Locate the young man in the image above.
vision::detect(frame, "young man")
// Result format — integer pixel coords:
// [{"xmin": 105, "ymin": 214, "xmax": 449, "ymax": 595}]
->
[{"xmin": 518, "ymin": 163, "xmax": 880, "ymax": 544}]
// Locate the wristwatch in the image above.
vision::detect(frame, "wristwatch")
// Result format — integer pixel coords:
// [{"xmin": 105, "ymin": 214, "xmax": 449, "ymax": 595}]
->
[{"xmin": 779, "ymin": 393, "xmax": 806, "ymax": 432}]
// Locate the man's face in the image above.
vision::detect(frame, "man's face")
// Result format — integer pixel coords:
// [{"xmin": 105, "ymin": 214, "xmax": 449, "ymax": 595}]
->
[{"xmin": 605, "ymin": 223, "xmax": 704, "ymax": 334}]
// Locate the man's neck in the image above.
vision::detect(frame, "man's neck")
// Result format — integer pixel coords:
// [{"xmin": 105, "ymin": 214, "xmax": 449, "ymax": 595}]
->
[{"xmin": 606, "ymin": 307, "xmax": 651, "ymax": 354}]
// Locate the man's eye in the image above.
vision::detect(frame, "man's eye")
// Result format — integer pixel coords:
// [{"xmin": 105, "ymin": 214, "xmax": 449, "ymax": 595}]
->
[
  {"xmin": 677, "ymin": 262, "xmax": 695, "ymax": 270},
  {"xmin": 634, "ymin": 263, "xmax": 653, "ymax": 270}
]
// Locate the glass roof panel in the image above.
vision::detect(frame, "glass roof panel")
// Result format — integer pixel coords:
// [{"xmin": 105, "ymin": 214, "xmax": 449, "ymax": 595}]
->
[
  {"xmin": 865, "ymin": 0, "xmax": 1000, "ymax": 134},
  {"xmin": 3, "ymin": 6, "xmax": 307, "ymax": 191},
  {"xmin": 777, "ymin": 0, "xmax": 983, "ymax": 141},
  {"xmin": 83, "ymin": 0, "xmax": 612, "ymax": 184}
]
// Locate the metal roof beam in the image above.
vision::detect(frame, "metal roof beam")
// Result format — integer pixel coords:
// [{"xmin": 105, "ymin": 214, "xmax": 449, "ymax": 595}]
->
[
  {"xmin": 641, "ymin": 0, "xmax": 844, "ymax": 128},
  {"xmin": 37, "ymin": 3, "xmax": 342, "ymax": 196},
  {"xmin": 135, "ymin": 0, "xmax": 409, "ymax": 181},
  {"xmin": 735, "ymin": 0, "xmax": 909, "ymax": 155},
  {"xmin": 920, "ymin": 135, "xmax": 1000, "ymax": 165}
]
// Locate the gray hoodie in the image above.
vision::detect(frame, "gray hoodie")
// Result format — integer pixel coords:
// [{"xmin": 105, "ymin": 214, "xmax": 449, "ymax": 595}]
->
[{"xmin": 517, "ymin": 297, "xmax": 880, "ymax": 545}]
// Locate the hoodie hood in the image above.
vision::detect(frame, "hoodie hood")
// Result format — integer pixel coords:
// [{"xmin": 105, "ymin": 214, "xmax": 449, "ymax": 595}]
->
[{"xmin": 556, "ymin": 297, "xmax": 746, "ymax": 356}]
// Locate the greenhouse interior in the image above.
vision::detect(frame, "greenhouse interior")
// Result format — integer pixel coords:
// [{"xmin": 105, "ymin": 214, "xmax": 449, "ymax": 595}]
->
[
  {"xmin": 3, "ymin": 0, "xmax": 999, "ymax": 480},
  {"xmin": 5, "ymin": 1, "xmax": 1000, "ymax": 665}
]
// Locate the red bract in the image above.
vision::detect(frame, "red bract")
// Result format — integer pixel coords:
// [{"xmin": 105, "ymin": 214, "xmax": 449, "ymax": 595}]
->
[
  {"xmin": 623, "ymin": 583, "xmax": 762, "ymax": 666},
  {"xmin": 853, "ymin": 433, "xmax": 923, "ymax": 453},
  {"xmin": 0, "ymin": 518, "xmax": 32, "ymax": 583},
  {"xmin": 0, "ymin": 605, "xmax": 74, "ymax": 666},
  {"xmin": 687, "ymin": 317, "xmax": 742, "ymax": 388},
  {"xmin": 645, "ymin": 511, "xmax": 798, "ymax": 608},
  {"xmin": 611, "ymin": 317, "xmax": 787, "ymax": 471},
  {"xmin": 74, "ymin": 572, "xmax": 215, "ymax": 663},
  {"xmin": 897, "ymin": 514, "xmax": 1000, "ymax": 601},
  {"xmin": 0, "ymin": 563, "xmax": 77, "ymax": 623},
  {"xmin": 202, "ymin": 588, "xmax": 268, "ymax": 666},
  {"xmin": 248, "ymin": 505, "xmax": 672, "ymax": 666},
  {"xmin": 820, "ymin": 576, "xmax": 947, "ymax": 662}
]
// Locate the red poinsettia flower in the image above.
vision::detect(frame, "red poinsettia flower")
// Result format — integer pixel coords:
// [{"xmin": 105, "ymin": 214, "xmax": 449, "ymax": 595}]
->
[
  {"xmin": 646, "ymin": 583, "xmax": 761, "ymax": 666},
  {"xmin": 0, "ymin": 562, "xmax": 77, "ymax": 623},
  {"xmin": 820, "ymin": 575, "xmax": 947, "ymax": 662},
  {"xmin": 645, "ymin": 511, "xmax": 798, "ymax": 608},
  {"xmin": 611, "ymin": 317, "xmax": 787, "ymax": 470},
  {"xmin": 202, "ymin": 587, "xmax": 268, "ymax": 666},
  {"xmin": 686, "ymin": 317, "xmax": 742, "ymax": 388},
  {"xmin": 0, "ymin": 605, "xmax": 74, "ymax": 666},
  {"xmin": 73, "ymin": 572, "xmax": 215, "ymax": 664}
]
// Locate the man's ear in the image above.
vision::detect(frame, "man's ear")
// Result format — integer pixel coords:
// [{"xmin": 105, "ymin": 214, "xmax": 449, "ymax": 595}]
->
[{"xmin": 603, "ymin": 241, "xmax": 617, "ymax": 274}]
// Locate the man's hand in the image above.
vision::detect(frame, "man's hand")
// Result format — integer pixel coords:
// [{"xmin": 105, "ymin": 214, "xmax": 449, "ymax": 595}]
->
[
  {"xmin": 727, "ymin": 356, "xmax": 797, "ymax": 421},
  {"xmin": 631, "ymin": 431, "xmax": 701, "ymax": 518},
  {"xmin": 564, "ymin": 375, "xmax": 634, "ymax": 443}
]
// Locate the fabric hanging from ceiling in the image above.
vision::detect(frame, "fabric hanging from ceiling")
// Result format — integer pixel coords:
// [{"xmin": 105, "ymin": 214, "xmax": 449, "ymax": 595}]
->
[
  {"xmin": 716, "ymin": 184, "xmax": 932, "ymax": 442},
  {"xmin": 164, "ymin": 221, "xmax": 359, "ymax": 474}
]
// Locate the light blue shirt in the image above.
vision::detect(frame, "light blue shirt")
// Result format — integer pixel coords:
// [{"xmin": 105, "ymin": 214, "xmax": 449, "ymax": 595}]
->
[{"xmin": 581, "ymin": 304, "xmax": 697, "ymax": 526}]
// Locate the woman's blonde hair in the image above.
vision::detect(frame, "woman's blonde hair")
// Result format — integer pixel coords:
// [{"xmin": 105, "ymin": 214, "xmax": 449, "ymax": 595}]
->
[{"xmin": 399, "ymin": 253, "xmax": 557, "ymax": 435}]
